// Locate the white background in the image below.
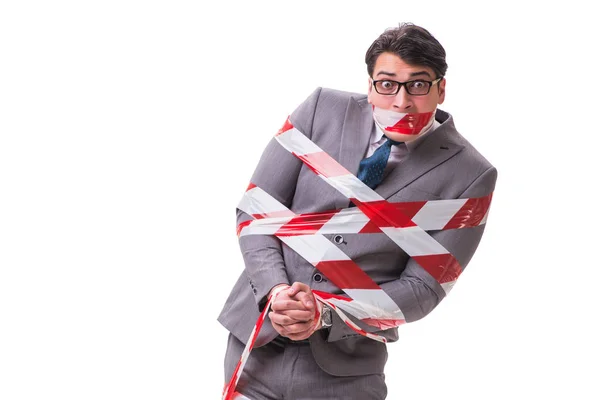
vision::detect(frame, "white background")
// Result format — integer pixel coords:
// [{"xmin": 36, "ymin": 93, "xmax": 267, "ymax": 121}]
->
[{"xmin": 1, "ymin": 1, "xmax": 599, "ymax": 399}]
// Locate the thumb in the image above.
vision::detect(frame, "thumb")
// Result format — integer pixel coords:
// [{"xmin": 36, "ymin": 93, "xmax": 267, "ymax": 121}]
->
[{"xmin": 287, "ymin": 281, "xmax": 309, "ymax": 296}]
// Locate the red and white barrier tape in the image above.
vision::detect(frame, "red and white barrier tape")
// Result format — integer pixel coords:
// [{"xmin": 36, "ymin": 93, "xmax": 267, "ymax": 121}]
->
[
  {"xmin": 222, "ymin": 292, "xmax": 276, "ymax": 400},
  {"xmin": 223, "ymin": 118, "xmax": 493, "ymax": 399},
  {"xmin": 238, "ymin": 192, "xmax": 492, "ymax": 237}
]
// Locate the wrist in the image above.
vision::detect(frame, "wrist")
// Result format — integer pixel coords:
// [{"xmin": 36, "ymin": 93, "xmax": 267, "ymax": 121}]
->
[{"xmin": 268, "ymin": 284, "xmax": 290, "ymax": 301}]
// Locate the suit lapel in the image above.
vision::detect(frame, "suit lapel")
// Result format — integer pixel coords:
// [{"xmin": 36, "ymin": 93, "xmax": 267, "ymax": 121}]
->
[
  {"xmin": 375, "ymin": 118, "xmax": 464, "ymax": 199},
  {"xmin": 339, "ymin": 96, "xmax": 374, "ymax": 175},
  {"xmin": 334, "ymin": 96, "xmax": 374, "ymax": 208}
]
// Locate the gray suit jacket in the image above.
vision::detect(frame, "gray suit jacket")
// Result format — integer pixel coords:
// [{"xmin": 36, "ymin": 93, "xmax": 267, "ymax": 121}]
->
[{"xmin": 218, "ymin": 87, "xmax": 497, "ymax": 376}]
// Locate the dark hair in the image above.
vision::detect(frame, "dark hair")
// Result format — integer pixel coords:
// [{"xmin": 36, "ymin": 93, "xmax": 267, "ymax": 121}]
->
[{"xmin": 365, "ymin": 23, "xmax": 447, "ymax": 79}]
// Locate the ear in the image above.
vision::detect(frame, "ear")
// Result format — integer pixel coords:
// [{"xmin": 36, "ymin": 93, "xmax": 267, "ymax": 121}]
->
[
  {"xmin": 367, "ymin": 77, "xmax": 373, "ymax": 104},
  {"xmin": 437, "ymin": 78, "xmax": 446, "ymax": 105}
]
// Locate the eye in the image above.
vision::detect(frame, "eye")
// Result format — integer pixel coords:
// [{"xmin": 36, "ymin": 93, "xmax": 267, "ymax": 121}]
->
[
  {"xmin": 406, "ymin": 80, "xmax": 431, "ymax": 95},
  {"xmin": 375, "ymin": 80, "xmax": 398, "ymax": 94}
]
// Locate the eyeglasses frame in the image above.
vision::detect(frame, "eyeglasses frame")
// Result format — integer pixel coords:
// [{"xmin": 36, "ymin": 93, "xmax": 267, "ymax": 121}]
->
[{"xmin": 371, "ymin": 77, "xmax": 443, "ymax": 96}]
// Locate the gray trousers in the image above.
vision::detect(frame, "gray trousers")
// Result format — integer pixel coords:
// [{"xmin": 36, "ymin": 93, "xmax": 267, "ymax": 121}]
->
[{"xmin": 224, "ymin": 334, "xmax": 387, "ymax": 400}]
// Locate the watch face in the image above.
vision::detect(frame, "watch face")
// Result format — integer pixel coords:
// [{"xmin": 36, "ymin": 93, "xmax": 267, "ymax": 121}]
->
[{"xmin": 322, "ymin": 306, "xmax": 332, "ymax": 327}]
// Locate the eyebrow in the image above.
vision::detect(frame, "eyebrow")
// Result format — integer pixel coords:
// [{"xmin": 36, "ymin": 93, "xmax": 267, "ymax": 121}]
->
[{"xmin": 376, "ymin": 70, "xmax": 433, "ymax": 79}]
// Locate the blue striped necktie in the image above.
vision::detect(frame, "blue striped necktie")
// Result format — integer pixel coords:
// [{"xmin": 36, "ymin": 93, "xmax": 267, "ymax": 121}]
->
[{"xmin": 357, "ymin": 137, "xmax": 403, "ymax": 189}]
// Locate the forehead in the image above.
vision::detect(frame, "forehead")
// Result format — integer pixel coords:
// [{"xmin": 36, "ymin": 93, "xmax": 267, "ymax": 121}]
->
[{"xmin": 373, "ymin": 52, "xmax": 435, "ymax": 80}]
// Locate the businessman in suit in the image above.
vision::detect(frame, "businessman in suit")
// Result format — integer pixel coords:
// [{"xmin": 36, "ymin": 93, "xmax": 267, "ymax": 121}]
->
[{"xmin": 218, "ymin": 23, "xmax": 497, "ymax": 399}]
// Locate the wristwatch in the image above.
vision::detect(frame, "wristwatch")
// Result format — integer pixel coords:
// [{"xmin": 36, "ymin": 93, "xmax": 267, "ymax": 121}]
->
[{"xmin": 320, "ymin": 304, "xmax": 332, "ymax": 329}]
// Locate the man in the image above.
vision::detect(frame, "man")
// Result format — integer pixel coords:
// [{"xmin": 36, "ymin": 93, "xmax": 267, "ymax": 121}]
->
[{"xmin": 218, "ymin": 23, "xmax": 497, "ymax": 399}]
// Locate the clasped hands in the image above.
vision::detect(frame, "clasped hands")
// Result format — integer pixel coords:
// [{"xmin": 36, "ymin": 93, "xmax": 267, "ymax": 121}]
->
[{"xmin": 268, "ymin": 282, "xmax": 323, "ymax": 341}]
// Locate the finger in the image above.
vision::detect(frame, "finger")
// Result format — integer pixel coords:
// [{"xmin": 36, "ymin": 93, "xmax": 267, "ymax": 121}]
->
[
  {"xmin": 276, "ymin": 309, "xmax": 314, "ymax": 321},
  {"xmin": 287, "ymin": 281, "xmax": 310, "ymax": 297},
  {"xmin": 293, "ymin": 291, "xmax": 316, "ymax": 310},
  {"xmin": 269, "ymin": 312, "xmax": 297, "ymax": 326},
  {"xmin": 270, "ymin": 309, "xmax": 313, "ymax": 324},
  {"xmin": 270, "ymin": 319, "xmax": 286, "ymax": 336},
  {"xmin": 279, "ymin": 320, "xmax": 314, "ymax": 335},
  {"xmin": 270, "ymin": 311, "xmax": 314, "ymax": 327},
  {"xmin": 271, "ymin": 299, "xmax": 308, "ymax": 312}
]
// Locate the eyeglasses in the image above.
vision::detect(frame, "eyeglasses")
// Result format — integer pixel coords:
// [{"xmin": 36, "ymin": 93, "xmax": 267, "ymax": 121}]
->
[{"xmin": 372, "ymin": 77, "xmax": 442, "ymax": 96}]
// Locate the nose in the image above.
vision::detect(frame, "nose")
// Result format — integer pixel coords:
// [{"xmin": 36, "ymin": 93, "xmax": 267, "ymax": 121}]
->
[{"xmin": 392, "ymin": 86, "xmax": 413, "ymax": 111}]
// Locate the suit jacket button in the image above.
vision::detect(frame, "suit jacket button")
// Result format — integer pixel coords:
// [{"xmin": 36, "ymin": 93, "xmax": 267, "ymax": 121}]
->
[
  {"xmin": 333, "ymin": 235, "xmax": 344, "ymax": 244},
  {"xmin": 252, "ymin": 288, "xmax": 257, "ymax": 294},
  {"xmin": 313, "ymin": 273, "xmax": 323, "ymax": 283}
]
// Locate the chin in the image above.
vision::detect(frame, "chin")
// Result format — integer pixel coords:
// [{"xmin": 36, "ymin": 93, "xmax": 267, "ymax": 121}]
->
[{"xmin": 383, "ymin": 130, "xmax": 422, "ymax": 143}]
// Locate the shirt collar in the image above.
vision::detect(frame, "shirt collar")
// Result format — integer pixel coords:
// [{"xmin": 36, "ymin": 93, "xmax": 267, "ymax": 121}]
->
[{"xmin": 373, "ymin": 118, "xmax": 441, "ymax": 152}]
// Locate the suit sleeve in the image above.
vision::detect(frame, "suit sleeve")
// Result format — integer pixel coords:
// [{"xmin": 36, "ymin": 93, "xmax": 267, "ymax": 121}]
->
[
  {"xmin": 237, "ymin": 87, "xmax": 322, "ymax": 311},
  {"xmin": 327, "ymin": 165, "xmax": 498, "ymax": 341}
]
